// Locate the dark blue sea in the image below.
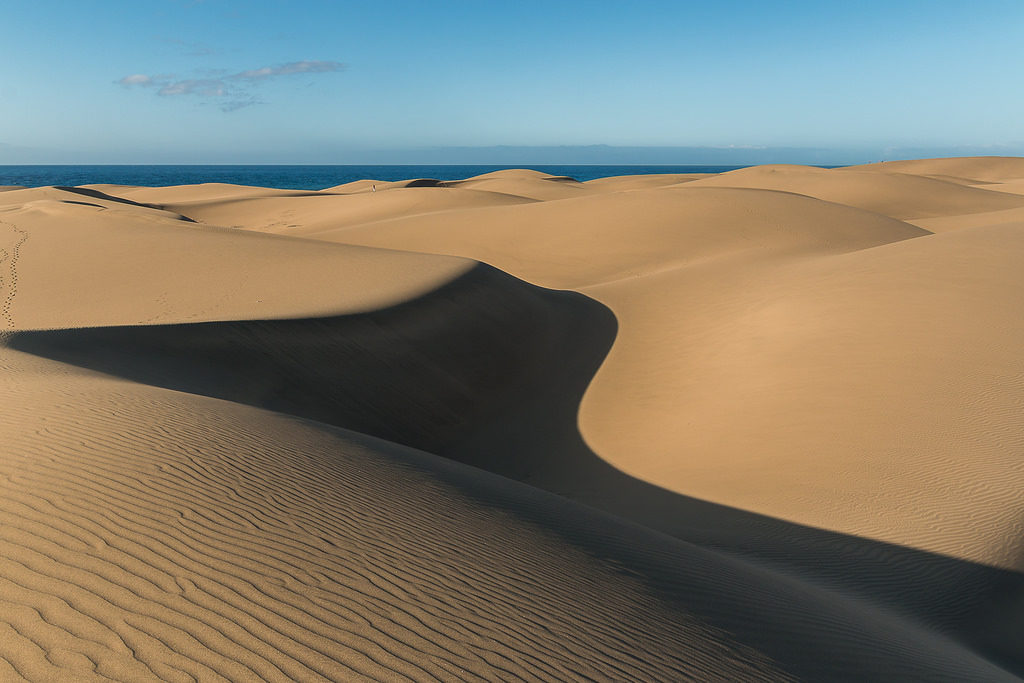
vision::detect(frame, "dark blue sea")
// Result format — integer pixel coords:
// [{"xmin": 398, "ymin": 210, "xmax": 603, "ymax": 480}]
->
[{"xmin": 0, "ymin": 165, "xmax": 749, "ymax": 191}]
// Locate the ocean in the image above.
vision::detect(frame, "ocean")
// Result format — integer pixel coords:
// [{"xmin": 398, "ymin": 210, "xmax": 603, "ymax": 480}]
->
[{"xmin": 0, "ymin": 164, "xmax": 750, "ymax": 191}]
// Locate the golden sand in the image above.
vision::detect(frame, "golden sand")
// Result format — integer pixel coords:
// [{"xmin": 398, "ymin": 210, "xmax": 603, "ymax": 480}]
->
[{"xmin": 2, "ymin": 158, "xmax": 1023, "ymax": 680}]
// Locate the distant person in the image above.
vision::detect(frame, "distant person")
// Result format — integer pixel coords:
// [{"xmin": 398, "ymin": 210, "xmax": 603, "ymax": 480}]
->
[{"xmin": 372, "ymin": 184, "xmax": 376, "ymax": 192}]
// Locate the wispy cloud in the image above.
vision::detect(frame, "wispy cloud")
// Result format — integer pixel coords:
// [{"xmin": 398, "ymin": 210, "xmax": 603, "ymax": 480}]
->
[
  {"xmin": 119, "ymin": 74, "xmax": 155, "ymax": 86},
  {"xmin": 219, "ymin": 97, "xmax": 266, "ymax": 112},
  {"xmin": 161, "ymin": 37, "xmax": 219, "ymax": 57},
  {"xmin": 156, "ymin": 78, "xmax": 226, "ymax": 97},
  {"xmin": 234, "ymin": 61, "xmax": 344, "ymax": 80},
  {"xmin": 117, "ymin": 60, "xmax": 345, "ymax": 112}
]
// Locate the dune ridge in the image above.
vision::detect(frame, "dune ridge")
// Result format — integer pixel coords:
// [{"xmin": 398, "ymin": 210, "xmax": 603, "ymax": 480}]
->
[
  {"xmin": 3, "ymin": 157, "xmax": 1024, "ymax": 680},
  {"xmin": 683, "ymin": 164, "xmax": 1024, "ymax": 219}
]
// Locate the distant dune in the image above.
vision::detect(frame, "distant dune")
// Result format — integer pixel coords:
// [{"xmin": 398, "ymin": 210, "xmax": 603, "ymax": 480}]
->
[
  {"xmin": 684, "ymin": 164, "xmax": 1024, "ymax": 219},
  {"xmin": 3, "ymin": 157, "xmax": 1024, "ymax": 680}
]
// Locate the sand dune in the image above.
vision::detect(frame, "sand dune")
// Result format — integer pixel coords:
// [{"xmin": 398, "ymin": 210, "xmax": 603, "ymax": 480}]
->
[
  {"xmin": 578, "ymin": 223, "xmax": 1024, "ymax": 565},
  {"xmin": 977, "ymin": 178, "xmax": 1024, "ymax": 196},
  {"xmin": 583, "ymin": 172, "xmax": 712, "ymax": 189},
  {"xmin": 323, "ymin": 169, "xmax": 594, "ymax": 202},
  {"xmin": 0, "ymin": 197, "xmax": 471, "ymax": 329},
  {"xmin": 442, "ymin": 170, "xmax": 599, "ymax": 201},
  {"xmin": 844, "ymin": 156, "xmax": 1024, "ymax": 182},
  {"xmin": 908, "ymin": 205, "xmax": 1024, "ymax": 233},
  {"xmin": 126, "ymin": 185, "xmax": 536, "ymax": 235},
  {"xmin": 0, "ymin": 185, "xmax": 192, "ymax": 219},
  {"xmin": 288, "ymin": 186, "xmax": 927, "ymax": 289},
  {"xmin": 3, "ymin": 158, "xmax": 1024, "ymax": 680},
  {"xmin": 99, "ymin": 182, "xmax": 325, "ymax": 203},
  {"xmin": 684, "ymin": 164, "xmax": 1024, "ymax": 219},
  {"xmin": 6, "ymin": 348, "xmax": 1015, "ymax": 681}
]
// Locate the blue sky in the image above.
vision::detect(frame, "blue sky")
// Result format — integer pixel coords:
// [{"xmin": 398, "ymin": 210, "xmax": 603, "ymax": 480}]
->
[{"xmin": 2, "ymin": 0, "xmax": 1022, "ymax": 163}]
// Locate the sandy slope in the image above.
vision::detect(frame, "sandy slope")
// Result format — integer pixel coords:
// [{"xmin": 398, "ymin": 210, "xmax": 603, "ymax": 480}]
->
[
  {"xmin": 296, "ymin": 185, "xmax": 927, "ymax": 289},
  {"xmin": 6, "ymin": 348, "xmax": 1016, "ymax": 681},
  {"xmin": 582, "ymin": 172, "xmax": 711, "ymax": 190},
  {"xmin": 974, "ymin": 178, "xmax": 1024, "ymax": 196},
  {"xmin": 0, "ymin": 190, "xmax": 471, "ymax": 329},
  {"xmin": 684, "ymin": 164, "xmax": 1024, "ymax": 219},
  {"xmin": 908, "ymin": 205, "xmax": 1024, "ymax": 233},
  {"xmin": 117, "ymin": 184, "xmax": 536, "ymax": 235},
  {"xmin": 844, "ymin": 156, "xmax": 1024, "ymax": 182},
  {"xmin": 578, "ymin": 222, "xmax": 1024, "ymax": 565},
  {"xmin": 3, "ymin": 159, "xmax": 1024, "ymax": 680}
]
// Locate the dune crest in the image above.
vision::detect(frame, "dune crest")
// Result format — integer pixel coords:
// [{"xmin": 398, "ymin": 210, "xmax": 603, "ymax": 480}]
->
[
  {"xmin": 684, "ymin": 164, "xmax": 1024, "ymax": 219},
  {"xmin": 843, "ymin": 156, "xmax": 1024, "ymax": 182}
]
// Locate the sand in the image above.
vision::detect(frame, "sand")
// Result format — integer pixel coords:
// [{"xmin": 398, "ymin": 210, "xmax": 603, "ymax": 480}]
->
[{"xmin": 2, "ymin": 157, "xmax": 1023, "ymax": 680}]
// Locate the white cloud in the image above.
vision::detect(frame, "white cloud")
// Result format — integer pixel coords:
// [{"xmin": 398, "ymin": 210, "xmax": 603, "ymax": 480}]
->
[
  {"xmin": 157, "ymin": 79, "xmax": 226, "ymax": 97},
  {"xmin": 118, "ymin": 74, "xmax": 155, "ymax": 86},
  {"xmin": 234, "ymin": 60, "xmax": 344, "ymax": 80},
  {"xmin": 116, "ymin": 60, "xmax": 345, "ymax": 111}
]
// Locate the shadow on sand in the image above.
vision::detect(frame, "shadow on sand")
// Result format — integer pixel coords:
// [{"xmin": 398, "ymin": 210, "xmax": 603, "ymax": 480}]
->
[{"xmin": 8, "ymin": 262, "xmax": 1023, "ymax": 675}]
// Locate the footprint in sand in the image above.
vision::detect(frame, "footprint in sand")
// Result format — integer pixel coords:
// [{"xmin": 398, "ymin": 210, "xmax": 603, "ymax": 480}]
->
[{"xmin": 0, "ymin": 218, "xmax": 29, "ymax": 328}]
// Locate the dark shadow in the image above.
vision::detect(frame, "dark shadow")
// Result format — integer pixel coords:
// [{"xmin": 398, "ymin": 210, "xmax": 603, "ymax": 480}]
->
[
  {"xmin": 8, "ymin": 262, "xmax": 1023, "ymax": 675},
  {"xmin": 400, "ymin": 178, "xmax": 448, "ymax": 188},
  {"xmin": 54, "ymin": 186, "xmax": 198, "ymax": 222},
  {"xmin": 395, "ymin": 176, "xmax": 580, "ymax": 189},
  {"xmin": 59, "ymin": 200, "xmax": 106, "ymax": 208},
  {"xmin": 55, "ymin": 186, "xmax": 164, "ymax": 209}
]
